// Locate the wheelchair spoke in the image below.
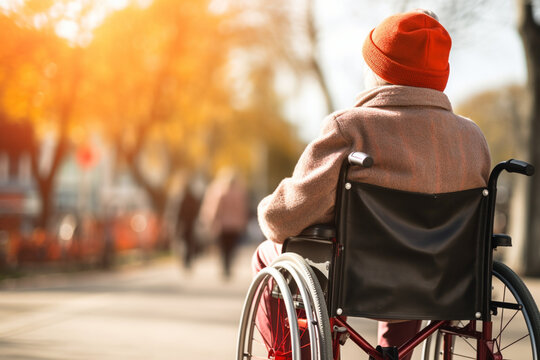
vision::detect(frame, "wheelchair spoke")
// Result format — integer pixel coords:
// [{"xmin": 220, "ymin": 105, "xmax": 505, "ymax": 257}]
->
[
  {"xmin": 448, "ymin": 353, "xmax": 476, "ymax": 359},
  {"xmin": 276, "ymin": 286, "xmax": 311, "ymax": 355},
  {"xmin": 455, "ymin": 321, "xmax": 478, "ymax": 353},
  {"xmin": 493, "ymin": 284, "xmax": 527, "ymax": 354},
  {"xmin": 500, "ymin": 333, "xmax": 531, "ymax": 352},
  {"xmin": 272, "ymin": 297, "xmax": 282, "ymax": 351},
  {"xmin": 496, "ymin": 310, "xmax": 520, "ymax": 347},
  {"xmin": 459, "ymin": 335, "xmax": 477, "ymax": 353},
  {"xmin": 273, "ymin": 314, "xmax": 310, "ymax": 355},
  {"xmin": 275, "ymin": 296, "xmax": 291, "ymax": 353},
  {"xmin": 263, "ymin": 276, "xmax": 313, "ymax": 357},
  {"xmin": 254, "ymin": 323, "xmax": 265, "ymax": 346},
  {"xmin": 275, "ymin": 327, "xmax": 291, "ymax": 353},
  {"xmin": 276, "ymin": 349, "xmax": 292, "ymax": 356},
  {"xmin": 497, "ymin": 284, "xmax": 508, "ymax": 348}
]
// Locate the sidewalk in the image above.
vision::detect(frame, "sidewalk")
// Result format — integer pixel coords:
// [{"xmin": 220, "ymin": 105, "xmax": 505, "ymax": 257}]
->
[
  {"xmin": 3, "ymin": 244, "xmax": 540, "ymax": 301},
  {"xmin": 1, "ymin": 245, "xmax": 539, "ymax": 360},
  {"xmin": 0, "ymin": 245, "xmax": 257, "ymax": 360}
]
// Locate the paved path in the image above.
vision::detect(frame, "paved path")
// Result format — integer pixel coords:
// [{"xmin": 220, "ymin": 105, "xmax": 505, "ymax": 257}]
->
[
  {"xmin": 1, "ymin": 245, "xmax": 539, "ymax": 359},
  {"xmin": 0, "ymin": 246, "xmax": 258, "ymax": 360}
]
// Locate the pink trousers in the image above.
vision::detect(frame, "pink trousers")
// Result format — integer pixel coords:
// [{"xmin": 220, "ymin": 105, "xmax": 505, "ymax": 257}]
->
[{"xmin": 251, "ymin": 240, "xmax": 421, "ymax": 360}]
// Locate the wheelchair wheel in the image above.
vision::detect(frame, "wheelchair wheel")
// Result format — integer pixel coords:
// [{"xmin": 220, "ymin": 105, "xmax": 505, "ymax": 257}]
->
[
  {"xmin": 236, "ymin": 254, "xmax": 332, "ymax": 360},
  {"xmin": 272, "ymin": 253, "xmax": 333, "ymax": 360},
  {"xmin": 425, "ymin": 261, "xmax": 540, "ymax": 359}
]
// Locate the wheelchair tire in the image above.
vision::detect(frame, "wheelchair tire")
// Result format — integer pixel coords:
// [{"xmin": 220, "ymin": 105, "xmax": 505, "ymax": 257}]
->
[
  {"xmin": 424, "ymin": 261, "xmax": 540, "ymax": 360},
  {"xmin": 237, "ymin": 266, "xmax": 302, "ymax": 360},
  {"xmin": 236, "ymin": 254, "xmax": 332, "ymax": 360},
  {"xmin": 272, "ymin": 253, "xmax": 333, "ymax": 360}
]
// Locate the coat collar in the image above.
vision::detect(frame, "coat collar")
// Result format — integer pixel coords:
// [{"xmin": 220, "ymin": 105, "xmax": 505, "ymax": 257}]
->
[{"xmin": 353, "ymin": 85, "xmax": 453, "ymax": 111}]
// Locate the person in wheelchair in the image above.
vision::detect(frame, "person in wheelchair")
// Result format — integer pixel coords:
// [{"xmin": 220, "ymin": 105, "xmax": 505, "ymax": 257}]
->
[{"xmin": 252, "ymin": 9, "xmax": 491, "ymax": 359}]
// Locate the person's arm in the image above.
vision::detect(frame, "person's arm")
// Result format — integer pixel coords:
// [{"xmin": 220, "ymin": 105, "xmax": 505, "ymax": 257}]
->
[{"xmin": 257, "ymin": 113, "xmax": 353, "ymax": 243}]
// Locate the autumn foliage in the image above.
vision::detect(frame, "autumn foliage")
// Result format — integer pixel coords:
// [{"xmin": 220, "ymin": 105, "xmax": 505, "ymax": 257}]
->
[{"xmin": 0, "ymin": 0, "xmax": 303, "ymax": 232}]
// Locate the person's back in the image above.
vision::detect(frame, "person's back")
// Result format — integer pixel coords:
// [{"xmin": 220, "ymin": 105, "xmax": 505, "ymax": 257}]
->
[
  {"xmin": 251, "ymin": 9, "xmax": 491, "ymax": 360},
  {"xmin": 350, "ymin": 9, "xmax": 490, "ymax": 193},
  {"xmin": 216, "ymin": 179, "xmax": 248, "ymax": 234},
  {"xmin": 335, "ymin": 85, "xmax": 489, "ymax": 193},
  {"xmin": 200, "ymin": 168, "xmax": 248, "ymax": 278}
]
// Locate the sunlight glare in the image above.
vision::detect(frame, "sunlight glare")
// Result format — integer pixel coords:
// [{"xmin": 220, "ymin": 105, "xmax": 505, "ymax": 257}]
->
[
  {"xmin": 55, "ymin": 19, "xmax": 80, "ymax": 40},
  {"xmin": 110, "ymin": 0, "xmax": 129, "ymax": 10},
  {"xmin": 65, "ymin": 0, "xmax": 83, "ymax": 18},
  {"xmin": 51, "ymin": 0, "xmax": 134, "ymax": 45},
  {"xmin": 0, "ymin": 0, "xmax": 23, "ymax": 11}
]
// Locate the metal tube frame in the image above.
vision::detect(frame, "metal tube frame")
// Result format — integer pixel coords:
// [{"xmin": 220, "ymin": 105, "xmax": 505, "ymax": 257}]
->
[{"xmin": 331, "ymin": 317, "xmax": 497, "ymax": 360}]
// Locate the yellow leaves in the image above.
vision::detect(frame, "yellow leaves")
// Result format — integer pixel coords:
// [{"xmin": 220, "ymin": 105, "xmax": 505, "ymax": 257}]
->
[
  {"xmin": 2, "ymin": 88, "xmax": 29, "ymax": 119},
  {"xmin": 20, "ymin": 0, "xmax": 56, "ymax": 15},
  {"xmin": 138, "ymin": 140, "xmax": 170, "ymax": 186},
  {"xmin": 212, "ymin": 139, "xmax": 254, "ymax": 175},
  {"xmin": 0, "ymin": 0, "xmax": 305, "ymax": 197},
  {"xmin": 2, "ymin": 62, "xmax": 40, "ymax": 119}
]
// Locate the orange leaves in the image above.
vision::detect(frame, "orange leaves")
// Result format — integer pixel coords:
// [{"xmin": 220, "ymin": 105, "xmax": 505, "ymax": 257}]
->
[
  {"xmin": 0, "ymin": 0, "xmax": 305, "ymax": 197},
  {"xmin": 16, "ymin": 0, "xmax": 56, "ymax": 15}
]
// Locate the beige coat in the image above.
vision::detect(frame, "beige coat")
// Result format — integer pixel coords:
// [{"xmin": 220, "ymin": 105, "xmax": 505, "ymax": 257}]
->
[
  {"xmin": 258, "ymin": 85, "xmax": 491, "ymax": 243},
  {"xmin": 199, "ymin": 171, "xmax": 248, "ymax": 236}
]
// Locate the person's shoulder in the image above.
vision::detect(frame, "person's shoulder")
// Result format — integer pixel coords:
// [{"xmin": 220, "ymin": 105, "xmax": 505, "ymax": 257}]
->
[
  {"xmin": 452, "ymin": 113, "xmax": 490, "ymax": 152},
  {"xmin": 453, "ymin": 113, "xmax": 485, "ymax": 134},
  {"xmin": 324, "ymin": 107, "xmax": 370, "ymax": 126},
  {"xmin": 319, "ymin": 108, "xmax": 347, "ymax": 131},
  {"xmin": 320, "ymin": 108, "xmax": 367, "ymax": 142},
  {"xmin": 324, "ymin": 108, "xmax": 350, "ymax": 122}
]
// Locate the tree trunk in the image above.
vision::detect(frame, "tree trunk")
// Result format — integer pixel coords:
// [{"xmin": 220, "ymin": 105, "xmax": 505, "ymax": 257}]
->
[
  {"xmin": 122, "ymin": 133, "xmax": 171, "ymax": 249},
  {"xmin": 29, "ymin": 48, "xmax": 81, "ymax": 230},
  {"xmin": 306, "ymin": 0, "xmax": 335, "ymax": 113},
  {"xmin": 30, "ymin": 136, "xmax": 69, "ymax": 230},
  {"xmin": 36, "ymin": 179, "xmax": 53, "ymax": 229},
  {"xmin": 517, "ymin": 0, "xmax": 540, "ymax": 275}
]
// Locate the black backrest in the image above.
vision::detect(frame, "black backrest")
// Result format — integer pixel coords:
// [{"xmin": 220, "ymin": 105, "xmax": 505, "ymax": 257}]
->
[{"xmin": 330, "ymin": 181, "xmax": 490, "ymax": 320}]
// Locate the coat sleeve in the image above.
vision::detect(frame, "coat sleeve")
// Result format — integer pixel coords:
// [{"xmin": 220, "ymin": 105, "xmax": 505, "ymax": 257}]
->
[{"xmin": 257, "ymin": 113, "xmax": 353, "ymax": 243}]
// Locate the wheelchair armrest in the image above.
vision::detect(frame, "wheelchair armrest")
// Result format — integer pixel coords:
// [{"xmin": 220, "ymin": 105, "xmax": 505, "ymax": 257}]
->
[
  {"xmin": 298, "ymin": 224, "xmax": 336, "ymax": 240},
  {"xmin": 493, "ymin": 234, "xmax": 512, "ymax": 248},
  {"xmin": 283, "ymin": 225, "xmax": 336, "ymax": 299}
]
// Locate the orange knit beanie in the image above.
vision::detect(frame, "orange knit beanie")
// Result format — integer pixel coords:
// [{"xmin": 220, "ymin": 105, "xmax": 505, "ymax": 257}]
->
[{"xmin": 362, "ymin": 11, "xmax": 452, "ymax": 91}]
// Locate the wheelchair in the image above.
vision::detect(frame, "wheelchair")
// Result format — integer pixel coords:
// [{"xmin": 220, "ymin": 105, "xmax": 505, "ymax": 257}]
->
[{"xmin": 237, "ymin": 152, "xmax": 540, "ymax": 360}]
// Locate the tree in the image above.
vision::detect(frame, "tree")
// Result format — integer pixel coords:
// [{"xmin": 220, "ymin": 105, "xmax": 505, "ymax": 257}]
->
[
  {"xmin": 457, "ymin": 85, "xmax": 529, "ymax": 164},
  {"xmin": 0, "ymin": 11, "xmax": 82, "ymax": 229},
  {"xmin": 82, "ymin": 0, "xmax": 304, "ymax": 242},
  {"xmin": 0, "ymin": 0, "xmax": 308, "ymax": 243},
  {"xmin": 84, "ymin": 0, "xmax": 224, "ymax": 219},
  {"xmin": 223, "ymin": 0, "xmax": 335, "ymax": 114},
  {"xmin": 456, "ymin": 85, "xmax": 531, "ymax": 270},
  {"xmin": 517, "ymin": 0, "xmax": 540, "ymax": 275}
]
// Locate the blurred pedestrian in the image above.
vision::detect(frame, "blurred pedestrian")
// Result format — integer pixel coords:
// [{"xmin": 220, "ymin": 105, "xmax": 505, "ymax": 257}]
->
[
  {"xmin": 176, "ymin": 177, "xmax": 203, "ymax": 269},
  {"xmin": 199, "ymin": 168, "xmax": 248, "ymax": 279},
  {"xmin": 101, "ymin": 208, "xmax": 116, "ymax": 269}
]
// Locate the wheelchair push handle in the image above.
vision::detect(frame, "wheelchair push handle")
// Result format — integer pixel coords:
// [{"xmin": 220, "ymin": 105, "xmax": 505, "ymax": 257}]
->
[
  {"xmin": 348, "ymin": 152, "xmax": 373, "ymax": 168},
  {"xmin": 488, "ymin": 158, "xmax": 534, "ymax": 192},
  {"xmin": 504, "ymin": 159, "xmax": 535, "ymax": 176}
]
